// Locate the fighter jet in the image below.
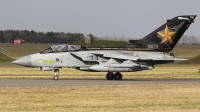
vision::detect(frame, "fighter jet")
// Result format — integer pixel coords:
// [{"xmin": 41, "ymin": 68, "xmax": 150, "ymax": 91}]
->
[{"xmin": 12, "ymin": 15, "xmax": 196, "ymax": 80}]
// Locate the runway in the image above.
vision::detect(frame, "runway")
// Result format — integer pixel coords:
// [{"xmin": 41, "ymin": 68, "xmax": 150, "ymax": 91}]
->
[{"xmin": 0, "ymin": 78, "xmax": 200, "ymax": 87}]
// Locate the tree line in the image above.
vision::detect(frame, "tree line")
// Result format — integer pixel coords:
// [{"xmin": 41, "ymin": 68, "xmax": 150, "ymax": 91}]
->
[
  {"xmin": 0, "ymin": 30, "xmax": 85, "ymax": 43},
  {"xmin": 178, "ymin": 35, "xmax": 200, "ymax": 44}
]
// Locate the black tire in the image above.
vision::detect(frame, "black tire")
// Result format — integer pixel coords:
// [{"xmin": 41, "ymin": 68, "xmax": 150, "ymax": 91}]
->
[
  {"xmin": 114, "ymin": 72, "xmax": 122, "ymax": 80},
  {"xmin": 106, "ymin": 72, "xmax": 114, "ymax": 80}
]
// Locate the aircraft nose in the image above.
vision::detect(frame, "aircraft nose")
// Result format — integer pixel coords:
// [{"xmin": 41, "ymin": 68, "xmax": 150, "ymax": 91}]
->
[{"xmin": 12, "ymin": 55, "xmax": 32, "ymax": 67}]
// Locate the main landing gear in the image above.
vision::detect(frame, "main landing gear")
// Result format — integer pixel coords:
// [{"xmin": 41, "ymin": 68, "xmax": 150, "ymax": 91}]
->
[
  {"xmin": 53, "ymin": 69, "xmax": 59, "ymax": 80},
  {"xmin": 106, "ymin": 72, "xmax": 123, "ymax": 80}
]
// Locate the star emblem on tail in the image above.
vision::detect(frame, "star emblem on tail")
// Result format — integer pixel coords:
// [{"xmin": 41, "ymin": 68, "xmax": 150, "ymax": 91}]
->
[{"xmin": 157, "ymin": 25, "xmax": 176, "ymax": 44}]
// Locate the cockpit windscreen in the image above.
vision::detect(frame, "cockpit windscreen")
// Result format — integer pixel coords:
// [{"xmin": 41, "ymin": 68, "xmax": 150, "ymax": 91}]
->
[
  {"xmin": 40, "ymin": 45, "xmax": 81, "ymax": 54},
  {"xmin": 40, "ymin": 47, "xmax": 53, "ymax": 54}
]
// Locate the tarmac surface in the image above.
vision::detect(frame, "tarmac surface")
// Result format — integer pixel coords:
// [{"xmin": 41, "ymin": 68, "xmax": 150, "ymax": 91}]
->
[{"xmin": 0, "ymin": 78, "xmax": 200, "ymax": 87}]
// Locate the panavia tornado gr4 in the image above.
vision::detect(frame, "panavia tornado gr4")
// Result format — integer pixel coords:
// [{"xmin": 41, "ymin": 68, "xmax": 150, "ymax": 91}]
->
[{"xmin": 13, "ymin": 15, "xmax": 196, "ymax": 80}]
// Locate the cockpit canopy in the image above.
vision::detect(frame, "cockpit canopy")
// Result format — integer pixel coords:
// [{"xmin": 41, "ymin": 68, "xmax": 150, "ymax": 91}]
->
[{"xmin": 40, "ymin": 45, "xmax": 82, "ymax": 54}]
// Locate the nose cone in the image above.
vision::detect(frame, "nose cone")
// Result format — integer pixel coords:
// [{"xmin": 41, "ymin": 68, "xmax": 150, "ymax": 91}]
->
[{"xmin": 12, "ymin": 55, "xmax": 32, "ymax": 67}]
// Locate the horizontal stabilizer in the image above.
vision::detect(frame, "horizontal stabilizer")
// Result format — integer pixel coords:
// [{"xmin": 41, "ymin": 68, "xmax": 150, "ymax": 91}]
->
[{"xmin": 173, "ymin": 58, "xmax": 188, "ymax": 61}]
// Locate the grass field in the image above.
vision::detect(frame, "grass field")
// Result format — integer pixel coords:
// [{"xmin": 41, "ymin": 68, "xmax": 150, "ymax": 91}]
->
[
  {"xmin": 0, "ymin": 43, "xmax": 54, "ymax": 59},
  {"xmin": 0, "ymin": 53, "xmax": 14, "ymax": 62},
  {"xmin": 172, "ymin": 44, "xmax": 200, "ymax": 58},
  {"xmin": 1, "ymin": 85, "xmax": 200, "ymax": 112},
  {"xmin": 0, "ymin": 43, "xmax": 200, "ymax": 112}
]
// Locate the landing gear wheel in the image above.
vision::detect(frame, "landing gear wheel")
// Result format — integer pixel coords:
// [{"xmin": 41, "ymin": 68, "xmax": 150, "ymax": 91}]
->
[
  {"xmin": 114, "ymin": 72, "xmax": 122, "ymax": 80},
  {"xmin": 53, "ymin": 75, "xmax": 59, "ymax": 80},
  {"xmin": 106, "ymin": 72, "xmax": 114, "ymax": 80},
  {"xmin": 53, "ymin": 69, "xmax": 59, "ymax": 80}
]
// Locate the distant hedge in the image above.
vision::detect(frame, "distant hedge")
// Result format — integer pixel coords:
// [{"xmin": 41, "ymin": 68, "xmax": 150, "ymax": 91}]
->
[{"xmin": 0, "ymin": 30, "xmax": 84, "ymax": 43}]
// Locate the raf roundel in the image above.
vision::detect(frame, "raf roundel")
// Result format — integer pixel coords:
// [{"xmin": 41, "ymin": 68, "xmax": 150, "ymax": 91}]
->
[{"xmin": 56, "ymin": 58, "xmax": 59, "ymax": 62}]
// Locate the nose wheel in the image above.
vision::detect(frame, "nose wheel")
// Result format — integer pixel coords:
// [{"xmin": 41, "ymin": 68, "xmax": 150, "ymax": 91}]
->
[
  {"xmin": 106, "ymin": 72, "xmax": 122, "ymax": 80},
  {"xmin": 53, "ymin": 69, "xmax": 59, "ymax": 80}
]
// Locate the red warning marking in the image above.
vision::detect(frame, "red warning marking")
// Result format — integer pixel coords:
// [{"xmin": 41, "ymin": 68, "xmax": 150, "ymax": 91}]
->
[{"xmin": 186, "ymin": 24, "xmax": 190, "ymax": 28}]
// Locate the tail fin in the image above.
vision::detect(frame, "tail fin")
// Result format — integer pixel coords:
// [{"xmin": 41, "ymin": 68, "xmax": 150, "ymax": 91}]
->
[{"xmin": 128, "ymin": 15, "xmax": 196, "ymax": 51}]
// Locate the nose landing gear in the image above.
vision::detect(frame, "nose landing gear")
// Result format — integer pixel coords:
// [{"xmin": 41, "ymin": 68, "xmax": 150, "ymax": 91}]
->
[{"xmin": 53, "ymin": 69, "xmax": 59, "ymax": 80}]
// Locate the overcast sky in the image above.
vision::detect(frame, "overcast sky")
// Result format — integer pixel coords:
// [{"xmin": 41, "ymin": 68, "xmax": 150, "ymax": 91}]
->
[{"xmin": 0, "ymin": 0, "xmax": 199, "ymax": 38}]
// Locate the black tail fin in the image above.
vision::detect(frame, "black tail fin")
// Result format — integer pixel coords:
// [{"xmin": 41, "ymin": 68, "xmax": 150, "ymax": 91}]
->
[{"xmin": 128, "ymin": 15, "xmax": 196, "ymax": 51}]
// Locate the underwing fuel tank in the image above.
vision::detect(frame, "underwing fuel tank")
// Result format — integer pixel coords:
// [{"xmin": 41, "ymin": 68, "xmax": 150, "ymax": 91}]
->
[
  {"xmin": 89, "ymin": 65, "xmax": 152, "ymax": 72},
  {"xmin": 104, "ymin": 64, "xmax": 140, "ymax": 68}
]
